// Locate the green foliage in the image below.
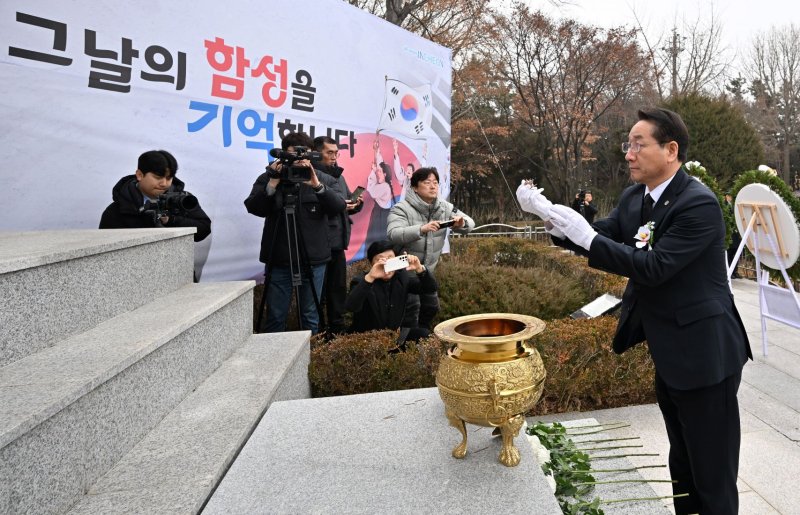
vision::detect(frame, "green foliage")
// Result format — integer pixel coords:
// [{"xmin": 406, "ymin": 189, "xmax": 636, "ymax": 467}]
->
[
  {"xmin": 731, "ymin": 169, "xmax": 800, "ymax": 282},
  {"xmin": 684, "ymin": 161, "xmax": 735, "ymax": 247},
  {"xmin": 664, "ymin": 94, "xmax": 765, "ymax": 189},
  {"xmin": 527, "ymin": 422, "xmax": 604, "ymax": 514}
]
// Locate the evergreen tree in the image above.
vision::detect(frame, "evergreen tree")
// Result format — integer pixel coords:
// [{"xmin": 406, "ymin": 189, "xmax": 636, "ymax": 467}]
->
[{"xmin": 665, "ymin": 94, "xmax": 765, "ymax": 189}]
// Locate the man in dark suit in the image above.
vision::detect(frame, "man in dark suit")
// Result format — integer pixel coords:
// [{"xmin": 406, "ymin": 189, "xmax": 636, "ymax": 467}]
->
[{"xmin": 517, "ymin": 107, "xmax": 752, "ymax": 514}]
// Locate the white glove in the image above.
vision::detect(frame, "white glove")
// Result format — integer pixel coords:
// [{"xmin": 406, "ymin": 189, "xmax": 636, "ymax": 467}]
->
[
  {"xmin": 543, "ymin": 220, "xmax": 565, "ymax": 239},
  {"xmin": 516, "ymin": 180, "xmax": 553, "ymax": 220},
  {"xmin": 548, "ymin": 204, "xmax": 597, "ymax": 251}
]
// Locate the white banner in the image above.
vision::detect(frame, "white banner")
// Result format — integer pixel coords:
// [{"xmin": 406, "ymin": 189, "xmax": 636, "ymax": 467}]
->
[{"xmin": 0, "ymin": 0, "xmax": 452, "ymax": 281}]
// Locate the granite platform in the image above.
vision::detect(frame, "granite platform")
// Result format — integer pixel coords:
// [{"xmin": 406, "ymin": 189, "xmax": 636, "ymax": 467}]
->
[{"xmin": 204, "ymin": 387, "xmax": 562, "ymax": 514}]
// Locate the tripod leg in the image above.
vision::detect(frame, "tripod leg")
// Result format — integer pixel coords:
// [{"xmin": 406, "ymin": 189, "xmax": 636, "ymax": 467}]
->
[{"xmin": 256, "ymin": 264, "xmax": 271, "ymax": 333}]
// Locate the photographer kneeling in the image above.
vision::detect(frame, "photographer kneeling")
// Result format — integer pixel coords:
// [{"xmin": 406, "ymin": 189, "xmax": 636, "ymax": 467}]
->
[
  {"xmin": 100, "ymin": 150, "xmax": 211, "ymax": 242},
  {"xmin": 245, "ymin": 132, "xmax": 345, "ymax": 334},
  {"xmin": 346, "ymin": 240, "xmax": 437, "ymax": 347}
]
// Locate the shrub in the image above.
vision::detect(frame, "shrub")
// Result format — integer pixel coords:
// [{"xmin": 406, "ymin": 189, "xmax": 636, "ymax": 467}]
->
[
  {"xmin": 445, "ymin": 238, "xmax": 627, "ymax": 298},
  {"xmin": 528, "ymin": 316, "xmax": 656, "ymax": 414},
  {"xmin": 308, "ymin": 330, "xmax": 446, "ymax": 397},
  {"xmin": 434, "ymin": 261, "xmax": 589, "ymax": 324},
  {"xmin": 309, "ymin": 318, "xmax": 657, "ymax": 414}
]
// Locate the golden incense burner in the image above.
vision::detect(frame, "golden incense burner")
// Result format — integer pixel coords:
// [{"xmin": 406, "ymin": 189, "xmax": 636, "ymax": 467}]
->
[{"xmin": 435, "ymin": 313, "xmax": 546, "ymax": 467}]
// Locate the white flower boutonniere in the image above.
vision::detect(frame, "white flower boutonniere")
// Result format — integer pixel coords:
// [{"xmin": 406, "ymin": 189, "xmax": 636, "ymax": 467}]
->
[{"xmin": 635, "ymin": 221, "xmax": 655, "ymax": 250}]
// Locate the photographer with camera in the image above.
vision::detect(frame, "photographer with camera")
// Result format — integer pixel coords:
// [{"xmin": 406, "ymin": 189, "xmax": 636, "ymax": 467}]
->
[
  {"xmin": 345, "ymin": 240, "xmax": 437, "ymax": 347},
  {"xmin": 387, "ymin": 167, "xmax": 474, "ymax": 330},
  {"xmin": 99, "ymin": 150, "xmax": 211, "ymax": 242},
  {"xmin": 245, "ymin": 132, "xmax": 345, "ymax": 334},
  {"xmin": 571, "ymin": 190, "xmax": 598, "ymax": 224},
  {"xmin": 312, "ymin": 136, "xmax": 363, "ymax": 336}
]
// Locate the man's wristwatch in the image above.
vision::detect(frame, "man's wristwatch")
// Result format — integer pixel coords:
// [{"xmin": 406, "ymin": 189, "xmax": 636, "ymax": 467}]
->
[{"xmin": 312, "ymin": 183, "xmax": 324, "ymax": 192}]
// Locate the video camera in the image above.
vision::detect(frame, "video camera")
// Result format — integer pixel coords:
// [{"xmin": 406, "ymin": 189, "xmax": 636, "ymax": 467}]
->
[
  {"xmin": 268, "ymin": 146, "xmax": 322, "ymax": 183},
  {"xmin": 141, "ymin": 191, "xmax": 198, "ymax": 221},
  {"xmin": 577, "ymin": 190, "xmax": 587, "ymax": 202}
]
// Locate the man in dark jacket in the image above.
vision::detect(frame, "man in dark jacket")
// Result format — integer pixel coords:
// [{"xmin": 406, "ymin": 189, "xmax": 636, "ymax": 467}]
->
[
  {"xmin": 244, "ymin": 132, "xmax": 345, "ymax": 334},
  {"xmin": 346, "ymin": 240, "xmax": 437, "ymax": 346},
  {"xmin": 100, "ymin": 150, "xmax": 211, "ymax": 242},
  {"xmin": 313, "ymin": 136, "xmax": 364, "ymax": 335},
  {"xmin": 518, "ymin": 107, "xmax": 751, "ymax": 514},
  {"xmin": 571, "ymin": 190, "xmax": 598, "ymax": 224}
]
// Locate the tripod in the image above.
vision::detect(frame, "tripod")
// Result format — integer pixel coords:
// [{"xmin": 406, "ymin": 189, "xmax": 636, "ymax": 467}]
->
[{"xmin": 256, "ymin": 182, "xmax": 325, "ymax": 333}]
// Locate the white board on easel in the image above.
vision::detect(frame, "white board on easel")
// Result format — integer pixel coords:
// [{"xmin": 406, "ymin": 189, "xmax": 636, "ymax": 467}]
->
[{"xmin": 733, "ymin": 184, "xmax": 800, "ymax": 356}]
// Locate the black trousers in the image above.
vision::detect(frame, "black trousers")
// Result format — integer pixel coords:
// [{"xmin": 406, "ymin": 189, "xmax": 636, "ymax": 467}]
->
[
  {"xmin": 323, "ymin": 249, "xmax": 347, "ymax": 333},
  {"xmin": 402, "ymin": 291, "xmax": 440, "ymax": 330},
  {"xmin": 655, "ymin": 370, "xmax": 742, "ymax": 515}
]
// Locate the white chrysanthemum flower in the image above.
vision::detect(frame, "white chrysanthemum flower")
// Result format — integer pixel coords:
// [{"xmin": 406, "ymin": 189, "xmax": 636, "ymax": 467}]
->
[
  {"xmin": 545, "ymin": 473, "xmax": 557, "ymax": 493},
  {"xmin": 758, "ymin": 164, "xmax": 778, "ymax": 176},
  {"xmin": 526, "ymin": 433, "xmax": 551, "ymax": 465}
]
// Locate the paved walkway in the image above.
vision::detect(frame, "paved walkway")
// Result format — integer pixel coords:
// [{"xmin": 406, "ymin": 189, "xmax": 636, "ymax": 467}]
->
[{"xmin": 534, "ymin": 278, "xmax": 800, "ymax": 514}]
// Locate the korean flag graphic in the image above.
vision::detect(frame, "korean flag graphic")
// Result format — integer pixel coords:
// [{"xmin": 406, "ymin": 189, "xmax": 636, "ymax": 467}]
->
[{"xmin": 377, "ymin": 78, "xmax": 433, "ymax": 140}]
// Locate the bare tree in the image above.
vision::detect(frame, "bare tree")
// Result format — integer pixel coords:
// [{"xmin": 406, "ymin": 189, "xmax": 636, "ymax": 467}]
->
[
  {"xmin": 347, "ymin": 0, "xmax": 428, "ymax": 26},
  {"xmin": 631, "ymin": 3, "xmax": 731, "ymax": 99},
  {"xmin": 748, "ymin": 24, "xmax": 800, "ymax": 183},
  {"xmin": 483, "ymin": 3, "xmax": 643, "ymax": 201}
]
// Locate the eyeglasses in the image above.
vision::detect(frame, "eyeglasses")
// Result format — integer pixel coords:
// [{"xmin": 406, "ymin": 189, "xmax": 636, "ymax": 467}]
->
[{"xmin": 621, "ymin": 142, "xmax": 643, "ymax": 154}]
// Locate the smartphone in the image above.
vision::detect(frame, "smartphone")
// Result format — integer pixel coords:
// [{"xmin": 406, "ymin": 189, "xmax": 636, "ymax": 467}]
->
[
  {"xmin": 384, "ymin": 254, "xmax": 409, "ymax": 272},
  {"xmin": 438, "ymin": 219, "xmax": 456, "ymax": 229},
  {"xmin": 350, "ymin": 186, "xmax": 365, "ymax": 202}
]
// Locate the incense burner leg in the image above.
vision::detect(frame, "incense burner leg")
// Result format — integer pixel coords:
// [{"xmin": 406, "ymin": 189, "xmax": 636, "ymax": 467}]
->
[
  {"xmin": 446, "ymin": 409, "xmax": 468, "ymax": 459},
  {"xmin": 498, "ymin": 414, "xmax": 525, "ymax": 467}
]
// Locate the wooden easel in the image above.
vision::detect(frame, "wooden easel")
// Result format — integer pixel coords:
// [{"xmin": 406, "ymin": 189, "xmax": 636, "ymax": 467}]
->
[{"xmin": 730, "ymin": 201, "xmax": 800, "ymax": 356}]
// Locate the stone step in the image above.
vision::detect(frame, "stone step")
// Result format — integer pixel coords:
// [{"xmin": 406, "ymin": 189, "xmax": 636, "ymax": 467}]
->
[
  {"xmin": 203, "ymin": 387, "xmax": 562, "ymax": 514},
  {"xmin": 0, "ymin": 229, "xmax": 196, "ymax": 367},
  {"xmin": 66, "ymin": 332, "xmax": 310, "ymax": 514},
  {"xmin": 0, "ymin": 280, "xmax": 253, "ymax": 515}
]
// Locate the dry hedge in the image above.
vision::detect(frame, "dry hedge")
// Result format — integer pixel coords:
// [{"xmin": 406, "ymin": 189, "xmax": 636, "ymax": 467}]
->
[{"xmin": 304, "ymin": 237, "xmax": 653, "ymax": 413}]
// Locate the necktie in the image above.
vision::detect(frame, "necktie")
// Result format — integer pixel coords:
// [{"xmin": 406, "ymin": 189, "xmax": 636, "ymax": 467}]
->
[{"xmin": 642, "ymin": 193, "xmax": 654, "ymax": 224}]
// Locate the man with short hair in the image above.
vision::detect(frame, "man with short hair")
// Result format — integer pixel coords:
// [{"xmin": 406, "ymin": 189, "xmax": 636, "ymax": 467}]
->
[
  {"xmin": 313, "ymin": 135, "xmax": 363, "ymax": 335},
  {"xmin": 244, "ymin": 132, "xmax": 345, "ymax": 334},
  {"xmin": 571, "ymin": 190, "xmax": 598, "ymax": 224},
  {"xmin": 387, "ymin": 167, "xmax": 474, "ymax": 329},
  {"xmin": 99, "ymin": 149, "xmax": 211, "ymax": 241},
  {"xmin": 345, "ymin": 240, "xmax": 437, "ymax": 346},
  {"xmin": 517, "ymin": 107, "xmax": 752, "ymax": 514}
]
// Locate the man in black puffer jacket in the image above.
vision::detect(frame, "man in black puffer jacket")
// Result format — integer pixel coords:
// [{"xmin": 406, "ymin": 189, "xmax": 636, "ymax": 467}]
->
[
  {"xmin": 99, "ymin": 149, "xmax": 211, "ymax": 242},
  {"xmin": 313, "ymin": 136, "xmax": 364, "ymax": 335},
  {"xmin": 245, "ymin": 132, "xmax": 346, "ymax": 334}
]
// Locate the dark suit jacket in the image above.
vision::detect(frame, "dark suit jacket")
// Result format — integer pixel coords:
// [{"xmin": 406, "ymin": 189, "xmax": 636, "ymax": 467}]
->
[{"xmin": 557, "ymin": 168, "xmax": 752, "ymax": 390}]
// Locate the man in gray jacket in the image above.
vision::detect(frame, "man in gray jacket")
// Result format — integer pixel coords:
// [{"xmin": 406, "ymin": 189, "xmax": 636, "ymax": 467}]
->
[{"xmin": 387, "ymin": 167, "xmax": 475, "ymax": 328}]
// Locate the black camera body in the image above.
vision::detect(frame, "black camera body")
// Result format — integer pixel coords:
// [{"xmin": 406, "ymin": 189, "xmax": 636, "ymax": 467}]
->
[
  {"xmin": 577, "ymin": 190, "xmax": 586, "ymax": 202},
  {"xmin": 141, "ymin": 191, "xmax": 198, "ymax": 221},
  {"xmin": 268, "ymin": 146, "xmax": 322, "ymax": 184}
]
